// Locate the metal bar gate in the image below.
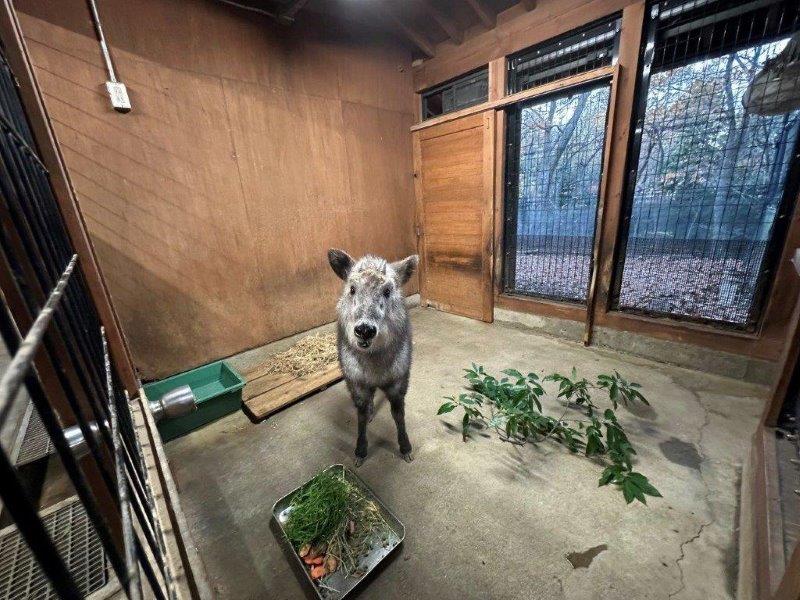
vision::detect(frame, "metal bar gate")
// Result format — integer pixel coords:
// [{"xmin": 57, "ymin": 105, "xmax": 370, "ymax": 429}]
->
[{"xmin": 0, "ymin": 43, "xmax": 177, "ymax": 599}]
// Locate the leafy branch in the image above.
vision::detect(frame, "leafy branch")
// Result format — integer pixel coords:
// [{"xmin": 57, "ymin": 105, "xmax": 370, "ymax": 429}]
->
[{"xmin": 437, "ymin": 365, "xmax": 661, "ymax": 506}]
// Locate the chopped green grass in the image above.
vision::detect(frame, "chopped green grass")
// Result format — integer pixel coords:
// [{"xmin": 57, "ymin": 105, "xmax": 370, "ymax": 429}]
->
[{"xmin": 285, "ymin": 470, "xmax": 350, "ymax": 547}]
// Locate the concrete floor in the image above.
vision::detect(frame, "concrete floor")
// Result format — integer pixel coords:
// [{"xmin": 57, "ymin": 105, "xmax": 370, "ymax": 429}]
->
[{"xmin": 165, "ymin": 308, "xmax": 765, "ymax": 600}]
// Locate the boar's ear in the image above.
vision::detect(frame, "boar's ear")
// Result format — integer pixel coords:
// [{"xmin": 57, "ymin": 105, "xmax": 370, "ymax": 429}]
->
[
  {"xmin": 328, "ymin": 249, "xmax": 354, "ymax": 280},
  {"xmin": 391, "ymin": 255, "xmax": 419, "ymax": 286}
]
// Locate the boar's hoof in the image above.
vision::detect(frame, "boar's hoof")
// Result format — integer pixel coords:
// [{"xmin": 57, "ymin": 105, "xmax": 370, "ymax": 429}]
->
[
  {"xmin": 401, "ymin": 452, "xmax": 414, "ymax": 463},
  {"xmin": 354, "ymin": 456, "xmax": 366, "ymax": 468}
]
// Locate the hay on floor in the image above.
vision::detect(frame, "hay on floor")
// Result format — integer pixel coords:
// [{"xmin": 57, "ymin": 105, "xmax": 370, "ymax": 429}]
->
[{"xmin": 259, "ymin": 332, "xmax": 338, "ymax": 378}]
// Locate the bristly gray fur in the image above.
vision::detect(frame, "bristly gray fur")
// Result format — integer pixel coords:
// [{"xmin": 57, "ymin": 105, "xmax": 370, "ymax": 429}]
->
[{"xmin": 327, "ymin": 249, "xmax": 418, "ymax": 465}]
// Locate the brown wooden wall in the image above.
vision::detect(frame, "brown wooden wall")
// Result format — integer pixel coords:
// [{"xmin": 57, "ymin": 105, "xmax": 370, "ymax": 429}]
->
[{"xmin": 14, "ymin": 0, "xmax": 417, "ymax": 380}]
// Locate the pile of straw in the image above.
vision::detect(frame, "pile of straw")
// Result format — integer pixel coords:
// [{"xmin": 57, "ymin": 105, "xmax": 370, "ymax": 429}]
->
[{"xmin": 260, "ymin": 332, "xmax": 338, "ymax": 377}]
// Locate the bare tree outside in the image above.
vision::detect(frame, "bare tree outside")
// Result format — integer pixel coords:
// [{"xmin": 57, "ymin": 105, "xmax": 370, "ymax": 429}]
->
[
  {"xmin": 618, "ymin": 38, "xmax": 800, "ymax": 325},
  {"xmin": 511, "ymin": 84, "xmax": 611, "ymax": 301}
]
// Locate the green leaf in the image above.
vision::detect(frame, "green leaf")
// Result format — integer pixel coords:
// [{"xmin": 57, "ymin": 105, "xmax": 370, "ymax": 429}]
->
[
  {"xmin": 598, "ymin": 466, "xmax": 618, "ymax": 487},
  {"xmin": 437, "ymin": 402, "xmax": 457, "ymax": 415},
  {"xmin": 621, "ymin": 479, "xmax": 636, "ymax": 504},
  {"xmin": 502, "ymin": 368, "xmax": 523, "ymax": 379}
]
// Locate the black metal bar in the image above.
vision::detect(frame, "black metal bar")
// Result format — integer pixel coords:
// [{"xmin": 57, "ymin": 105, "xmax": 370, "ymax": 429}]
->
[
  {"xmin": 503, "ymin": 104, "xmax": 521, "ymax": 291},
  {"xmin": 0, "ymin": 40, "xmax": 175, "ymax": 600},
  {"xmin": 0, "ymin": 253, "xmax": 75, "ymax": 426},
  {"xmin": 0, "ymin": 446, "xmax": 82, "ymax": 599},
  {"xmin": 0, "ymin": 261, "xmax": 132, "ymax": 595},
  {"xmin": 104, "ymin": 327, "xmax": 142, "ymax": 600}
]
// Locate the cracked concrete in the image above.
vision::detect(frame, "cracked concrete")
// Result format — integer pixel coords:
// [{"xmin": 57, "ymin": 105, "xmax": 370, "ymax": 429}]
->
[{"xmin": 165, "ymin": 308, "xmax": 765, "ymax": 599}]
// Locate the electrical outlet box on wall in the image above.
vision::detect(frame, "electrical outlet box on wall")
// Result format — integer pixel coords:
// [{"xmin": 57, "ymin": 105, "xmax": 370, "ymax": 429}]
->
[{"xmin": 105, "ymin": 81, "xmax": 131, "ymax": 113}]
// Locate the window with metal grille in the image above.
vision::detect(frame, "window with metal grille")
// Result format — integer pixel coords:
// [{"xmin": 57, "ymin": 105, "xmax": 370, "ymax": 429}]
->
[
  {"xmin": 613, "ymin": 0, "xmax": 800, "ymax": 329},
  {"xmin": 421, "ymin": 68, "xmax": 488, "ymax": 120},
  {"xmin": 503, "ymin": 81, "xmax": 612, "ymax": 302},
  {"xmin": 507, "ymin": 14, "xmax": 622, "ymax": 94}
]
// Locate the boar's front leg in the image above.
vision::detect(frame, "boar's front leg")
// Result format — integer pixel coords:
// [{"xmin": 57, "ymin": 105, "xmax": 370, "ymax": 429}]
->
[{"xmin": 349, "ymin": 382, "xmax": 375, "ymax": 467}]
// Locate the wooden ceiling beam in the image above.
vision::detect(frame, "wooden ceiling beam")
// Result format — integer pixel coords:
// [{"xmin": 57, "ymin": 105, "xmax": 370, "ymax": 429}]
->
[
  {"xmin": 385, "ymin": 10, "xmax": 436, "ymax": 57},
  {"xmin": 278, "ymin": 0, "xmax": 310, "ymax": 23},
  {"xmin": 419, "ymin": 0, "xmax": 463, "ymax": 45},
  {"xmin": 464, "ymin": 0, "xmax": 496, "ymax": 29}
]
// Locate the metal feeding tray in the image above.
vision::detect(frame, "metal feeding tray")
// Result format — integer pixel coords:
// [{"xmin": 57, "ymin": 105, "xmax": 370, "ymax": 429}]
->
[{"xmin": 272, "ymin": 464, "xmax": 405, "ymax": 600}]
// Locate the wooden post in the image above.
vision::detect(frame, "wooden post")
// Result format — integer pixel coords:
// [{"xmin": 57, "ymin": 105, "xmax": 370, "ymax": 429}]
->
[
  {"xmin": 591, "ymin": 1, "xmax": 646, "ymax": 330},
  {"xmin": 584, "ymin": 66, "xmax": 620, "ymax": 345},
  {"xmin": 488, "ymin": 57, "xmax": 507, "ymax": 101}
]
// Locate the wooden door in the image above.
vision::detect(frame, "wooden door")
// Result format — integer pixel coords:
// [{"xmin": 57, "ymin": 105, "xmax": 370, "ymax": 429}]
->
[{"xmin": 413, "ymin": 111, "xmax": 495, "ymax": 322}]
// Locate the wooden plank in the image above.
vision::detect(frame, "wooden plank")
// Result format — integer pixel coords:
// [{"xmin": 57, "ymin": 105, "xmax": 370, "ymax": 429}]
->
[
  {"xmin": 243, "ymin": 363, "xmax": 343, "ymax": 421},
  {"xmin": 480, "ymin": 111, "xmax": 495, "ymax": 322},
  {"xmin": 420, "ymin": 0, "xmax": 463, "ymax": 44},
  {"xmin": 412, "ymin": 131, "xmax": 429, "ymax": 307},
  {"xmin": 415, "ymin": 111, "xmax": 494, "ymax": 322},
  {"xmin": 488, "ymin": 57, "xmax": 507, "ymax": 101},
  {"xmin": 583, "ymin": 65, "xmax": 620, "ymax": 345},
  {"xmin": 496, "ymin": 293, "xmax": 587, "ymax": 322},
  {"xmin": 764, "ymin": 260, "xmax": 800, "ymax": 425},
  {"xmin": 465, "ymin": 0, "xmax": 496, "ymax": 29},
  {"xmin": 593, "ymin": 2, "xmax": 644, "ymax": 319},
  {"xmin": 243, "ymin": 372, "xmax": 295, "ymax": 400},
  {"xmin": 411, "ymin": 65, "xmax": 615, "ymax": 131}
]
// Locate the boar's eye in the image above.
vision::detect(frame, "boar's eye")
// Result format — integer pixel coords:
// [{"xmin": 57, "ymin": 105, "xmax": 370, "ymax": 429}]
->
[
  {"xmin": 382, "ymin": 287, "xmax": 391, "ymax": 298},
  {"xmin": 349, "ymin": 285, "xmax": 356, "ymax": 295}
]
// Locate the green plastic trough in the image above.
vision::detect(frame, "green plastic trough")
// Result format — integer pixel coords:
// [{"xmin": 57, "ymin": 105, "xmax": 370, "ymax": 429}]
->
[{"xmin": 143, "ymin": 360, "xmax": 245, "ymax": 442}]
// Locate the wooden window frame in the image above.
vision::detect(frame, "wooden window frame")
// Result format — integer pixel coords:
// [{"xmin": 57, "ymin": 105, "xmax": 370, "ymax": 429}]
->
[{"xmin": 412, "ymin": 1, "xmax": 800, "ymax": 362}]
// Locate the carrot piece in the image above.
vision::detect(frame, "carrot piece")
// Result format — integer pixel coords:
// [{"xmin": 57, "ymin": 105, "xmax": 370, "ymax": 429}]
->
[
  {"xmin": 309, "ymin": 555, "xmax": 324, "ymax": 566},
  {"xmin": 310, "ymin": 565, "xmax": 327, "ymax": 580}
]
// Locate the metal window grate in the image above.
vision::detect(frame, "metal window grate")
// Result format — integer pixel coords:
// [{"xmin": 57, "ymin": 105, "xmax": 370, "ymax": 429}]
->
[
  {"xmin": 421, "ymin": 68, "xmax": 488, "ymax": 120},
  {"xmin": 14, "ymin": 403, "xmax": 54, "ymax": 467},
  {"xmin": 504, "ymin": 82, "xmax": 612, "ymax": 302},
  {"xmin": 507, "ymin": 14, "xmax": 621, "ymax": 94},
  {"xmin": 613, "ymin": 0, "xmax": 800, "ymax": 328},
  {"xmin": 0, "ymin": 497, "xmax": 109, "ymax": 600}
]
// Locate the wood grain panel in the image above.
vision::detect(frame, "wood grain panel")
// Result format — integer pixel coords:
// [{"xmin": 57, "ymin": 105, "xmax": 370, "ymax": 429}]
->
[
  {"xmin": 15, "ymin": 0, "xmax": 416, "ymax": 379},
  {"xmin": 415, "ymin": 112, "xmax": 494, "ymax": 321}
]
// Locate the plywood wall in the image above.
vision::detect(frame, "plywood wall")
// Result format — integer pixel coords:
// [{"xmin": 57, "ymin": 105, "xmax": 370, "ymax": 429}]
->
[{"xmin": 15, "ymin": 0, "xmax": 417, "ymax": 379}]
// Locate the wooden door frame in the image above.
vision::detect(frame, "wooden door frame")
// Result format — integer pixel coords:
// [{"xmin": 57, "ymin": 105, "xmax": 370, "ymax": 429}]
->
[{"xmin": 489, "ymin": 66, "xmax": 619, "ymax": 335}]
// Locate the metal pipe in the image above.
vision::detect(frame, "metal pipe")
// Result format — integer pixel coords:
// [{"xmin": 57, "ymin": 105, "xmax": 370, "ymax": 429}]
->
[
  {"xmin": 86, "ymin": 0, "xmax": 117, "ymax": 83},
  {"xmin": 63, "ymin": 419, "xmax": 105, "ymax": 459},
  {"xmin": 103, "ymin": 327, "xmax": 142, "ymax": 600},
  {"xmin": 149, "ymin": 384, "xmax": 196, "ymax": 422},
  {"xmin": 0, "ymin": 253, "xmax": 76, "ymax": 427}
]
